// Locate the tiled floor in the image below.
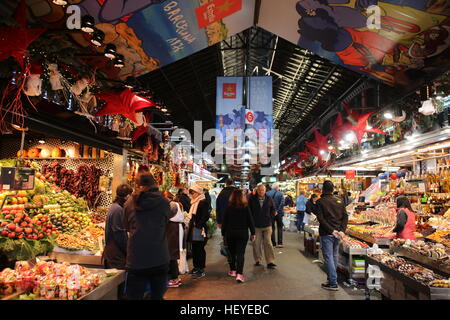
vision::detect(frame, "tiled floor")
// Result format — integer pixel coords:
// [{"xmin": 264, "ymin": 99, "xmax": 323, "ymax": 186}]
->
[{"xmin": 165, "ymin": 231, "xmax": 375, "ymax": 300}]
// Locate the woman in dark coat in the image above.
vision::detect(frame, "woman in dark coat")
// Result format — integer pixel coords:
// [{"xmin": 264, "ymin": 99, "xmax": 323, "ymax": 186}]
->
[
  {"xmin": 103, "ymin": 184, "xmax": 133, "ymax": 269},
  {"xmin": 222, "ymin": 189, "xmax": 255, "ymax": 283},
  {"xmin": 187, "ymin": 184, "xmax": 211, "ymax": 278},
  {"xmin": 124, "ymin": 174, "xmax": 172, "ymax": 300},
  {"xmin": 162, "ymin": 190, "xmax": 184, "ymax": 288}
]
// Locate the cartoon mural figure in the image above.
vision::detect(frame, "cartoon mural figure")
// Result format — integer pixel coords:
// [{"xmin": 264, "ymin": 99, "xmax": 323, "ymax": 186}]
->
[
  {"xmin": 295, "ymin": 0, "xmax": 450, "ymax": 84},
  {"xmin": 78, "ymin": 0, "xmax": 168, "ymax": 24}
]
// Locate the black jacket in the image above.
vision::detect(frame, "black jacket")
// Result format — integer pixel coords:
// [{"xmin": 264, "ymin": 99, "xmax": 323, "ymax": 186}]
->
[
  {"xmin": 316, "ymin": 193, "xmax": 348, "ymax": 236},
  {"xmin": 305, "ymin": 199, "xmax": 318, "ymax": 215},
  {"xmin": 221, "ymin": 205, "xmax": 256, "ymax": 237},
  {"xmin": 178, "ymin": 193, "xmax": 191, "ymax": 213},
  {"xmin": 248, "ymin": 194, "xmax": 276, "ymax": 228},
  {"xmin": 216, "ymin": 186, "xmax": 236, "ymax": 224},
  {"xmin": 187, "ymin": 199, "xmax": 211, "ymax": 241},
  {"xmin": 124, "ymin": 191, "xmax": 171, "ymax": 270},
  {"xmin": 103, "ymin": 203, "xmax": 128, "ymax": 269}
]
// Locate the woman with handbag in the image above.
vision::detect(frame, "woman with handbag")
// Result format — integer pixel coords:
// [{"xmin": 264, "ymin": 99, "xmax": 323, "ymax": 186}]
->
[
  {"xmin": 222, "ymin": 189, "xmax": 256, "ymax": 283},
  {"xmin": 162, "ymin": 191, "xmax": 185, "ymax": 288},
  {"xmin": 187, "ymin": 184, "xmax": 211, "ymax": 278}
]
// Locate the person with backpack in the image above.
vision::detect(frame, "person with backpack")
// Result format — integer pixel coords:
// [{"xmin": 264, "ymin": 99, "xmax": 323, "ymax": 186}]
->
[{"xmin": 266, "ymin": 183, "xmax": 285, "ymax": 247}]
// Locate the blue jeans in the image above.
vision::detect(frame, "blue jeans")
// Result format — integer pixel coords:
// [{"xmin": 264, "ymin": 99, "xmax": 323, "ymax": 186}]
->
[
  {"xmin": 296, "ymin": 211, "xmax": 305, "ymax": 231},
  {"xmin": 320, "ymin": 235, "xmax": 339, "ymax": 286}
]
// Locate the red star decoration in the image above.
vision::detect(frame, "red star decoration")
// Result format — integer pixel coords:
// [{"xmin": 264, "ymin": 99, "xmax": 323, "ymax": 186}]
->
[
  {"xmin": 95, "ymin": 88, "xmax": 157, "ymax": 122},
  {"xmin": 343, "ymin": 104, "xmax": 386, "ymax": 145},
  {"xmin": 305, "ymin": 129, "xmax": 331, "ymax": 160},
  {"xmin": 0, "ymin": 0, "xmax": 47, "ymax": 69},
  {"xmin": 330, "ymin": 113, "xmax": 353, "ymax": 144}
]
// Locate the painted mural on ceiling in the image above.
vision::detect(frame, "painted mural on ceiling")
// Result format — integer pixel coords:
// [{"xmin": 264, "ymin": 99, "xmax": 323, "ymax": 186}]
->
[
  {"xmin": 258, "ymin": 0, "xmax": 450, "ymax": 87},
  {"xmin": 2, "ymin": 0, "xmax": 254, "ymax": 79}
]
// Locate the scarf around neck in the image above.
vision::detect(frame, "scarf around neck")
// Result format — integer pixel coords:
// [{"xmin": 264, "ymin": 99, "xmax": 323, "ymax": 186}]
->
[{"xmin": 189, "ymin": 193, "xmax": 206, "ymax": 217}]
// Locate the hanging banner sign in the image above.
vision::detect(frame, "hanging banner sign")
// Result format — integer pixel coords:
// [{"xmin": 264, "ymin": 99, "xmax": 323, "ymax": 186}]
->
[
  {"xmin": 257, "ymin": 0, "xmax": 450, "ymax": 88},
  {"xmin": 195, "ymin": 0, "xmax": 243, "ymax": 29}
]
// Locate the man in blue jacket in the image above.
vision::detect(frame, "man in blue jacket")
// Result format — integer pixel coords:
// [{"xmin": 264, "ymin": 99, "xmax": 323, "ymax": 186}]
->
[
  {"xmin": 266, "ymin": 183, "xmax": 285, "ymax": 248},
  {"xmin": 296, "ymin": 191, "xmax": 308, "ymax": 232}
]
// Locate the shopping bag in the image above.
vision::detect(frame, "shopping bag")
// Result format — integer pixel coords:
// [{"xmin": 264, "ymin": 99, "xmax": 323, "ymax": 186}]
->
[
  {"xmin": 178, "ymin": 249, "xmax": 189, "ymax": 274},
  {"xmin": 192, "ymin": 227, "xmax": 205, "ymax": 241}
]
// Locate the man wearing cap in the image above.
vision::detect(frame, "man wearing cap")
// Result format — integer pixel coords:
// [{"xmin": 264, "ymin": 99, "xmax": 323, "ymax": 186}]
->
[{"xmin": 316, "ymin": 180, "xmax": 348, "ymax": 291}]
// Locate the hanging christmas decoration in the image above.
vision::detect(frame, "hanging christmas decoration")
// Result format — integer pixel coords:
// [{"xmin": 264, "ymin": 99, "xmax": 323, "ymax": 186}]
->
[
  {"xmin": 48, "ymin": 63, "xmax": 63, "ymax": 90},
  {"xmin": 95, "ymin": 88, "xmax": 157, "ymax": 122},
  {"xmin": 0, "ymin": 0, "xmax": 47, "ymax": 69},
  {"xmin": 71, "ymin": 78, "xmax": 90, "ymax": 96},
  {"xmin": 23, "ymin": 63, "xmax": 43, "ymax": 96},
  {"xmin": 343, "ymin": 103, "xmax": 386, "ymax": 145},
  {"xmin": 304, "ymin": 128, "xmax": 331, "ymax": 160},
  {"xmin": 418, "ymin": 99, "xmax": 436, "ymax": 115}
]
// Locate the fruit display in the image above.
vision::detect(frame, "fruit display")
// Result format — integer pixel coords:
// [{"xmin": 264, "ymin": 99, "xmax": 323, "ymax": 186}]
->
[
  {"xmin": 341, "ymin": 234, "xmax": 369, "ymax": 249},
  {"xmin": 426, "ymin": 230, "xmax": 450, "ymax": 247},
  {"xmin": 0, "ymin": 260, "xmax": 106, "ymax": 300},
  {"xmin": 0, "ymin": 203, "xmax": 55, "ymax": 261},
  {"xmin": 391, "ymin": 239, "xmax": 449, "ymax": 263},
  {"xmin": 369, "ymin": 253, "xmax": 445, "ymax": 286},
  {"xmin": 346, "ymin": 224, "xmax": 396, "ymax": 241},
  {"xmin": 90, "ymin": 210, "xmax": 106, "ymax": 224},
  {"xmin": 55, "ymin": 226, "xmax": 104, "ymax": 253}
]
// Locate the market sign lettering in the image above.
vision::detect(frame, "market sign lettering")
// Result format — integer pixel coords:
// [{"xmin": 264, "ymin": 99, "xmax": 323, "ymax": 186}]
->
[{"xmin": 164, "ymin": 1, "xmax": 198, "ymax": 55}]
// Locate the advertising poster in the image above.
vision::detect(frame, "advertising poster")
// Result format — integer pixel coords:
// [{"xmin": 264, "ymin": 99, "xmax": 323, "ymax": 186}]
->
[
  {"xmin": 24, "ymin": 0, "xmax": 254, "ymax": 79},
  {"xmin": 248, "ymin": 76, "xmax": 273, "ymax": 144},
  {"xmin": 216, "ymin": 76, "xmax": 245, "ymax": 155},
  {"xmin": 258, "ymin": 0, "xmax": 450, "ymax": 87}
]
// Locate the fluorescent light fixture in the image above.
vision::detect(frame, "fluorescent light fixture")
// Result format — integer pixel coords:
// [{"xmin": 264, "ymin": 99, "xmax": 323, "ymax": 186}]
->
[
  {"xmin": 320, "ymin": 150, "xmax": 326, "ymax": 155},
  {"xmin": 384, "ymin": 111, "xmax": 393, "ymax": 119},
  {"xmin": 366, "ymin": 125, "xmax": 372, "ymax": 130},
  {"xmin": 161, "ymin": 108, "xmax": 168, "ymax": 112},
  {"xmin": 328, "ymin": 146, "xmax": 333, "ymax": 150},
  {"xmin": 39, "ymin": 139, "xmax": 46, "ymax": 144}
]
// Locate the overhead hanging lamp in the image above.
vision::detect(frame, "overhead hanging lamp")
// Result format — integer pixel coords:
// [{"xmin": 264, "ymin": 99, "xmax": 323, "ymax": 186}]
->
[
  {"xmin": 113, "ymin": 54, "xmax": 125, "ymax": 68},
  {"xmin": 52, "ymin": 0, "xmax": 67, "ymax": 5},
  {"xmin": 91, "ymin": 29, "xmax": 105, "ymax": 47},
  {"xmin": 81, "ymin": 15, "xmax": 95, "ymax": 33},
  {"xmin": 104, "ymin": 44, "xmax": 117, "ymax": 59}
]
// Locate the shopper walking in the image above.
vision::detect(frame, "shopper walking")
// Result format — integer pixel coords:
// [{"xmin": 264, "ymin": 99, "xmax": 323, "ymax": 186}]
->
[
  {"xmin": 295, "ymin": 191, "xmax": 308, "ymax": 233},
  {"xmin": 266, "ymin": 183, "xmax": 285, "ymax": 247},
  {"xmin": 215, "ymin": 179, "xmax": 236, "ymax": 265},
  {"xmin": 393, "ymin": 196, "xmax": 417, "ymax": 240},
  {"xmin": 162, "ymin": 191, "xmax": 185, "ymax": 288},
  {"xmin": 103, "ymin": 184, "xmax": 133, "ymax": 270},
  {"xmin": 187, "ymin": 184, "xmax": 211, "ymax": 278},
  {"xmin": 316, "ymin": 180, "xmax": 348, "ymax": 291},
  {"xmin": 216, "ymin": 179, "xmax": 236, "ymax": 228},
  {"xmin": 177, "ymin": 188, "xmax": 191, "ymax": 213},
  {"xmin": 222, "ymin": 189, "xmax": 256, "ymax": 283},
  {"xmin": 249, "ymin": 184, "xmax": 277, "ymax": 269},
  {"xmin": 124, "ymin": 174, "xmax": 171, "ymax": 300}
]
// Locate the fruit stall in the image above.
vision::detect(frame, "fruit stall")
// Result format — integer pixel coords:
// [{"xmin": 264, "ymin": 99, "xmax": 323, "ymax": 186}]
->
[{"xmin": 0, "ymin": 260, "xmax": 125, "ymax": 300}]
